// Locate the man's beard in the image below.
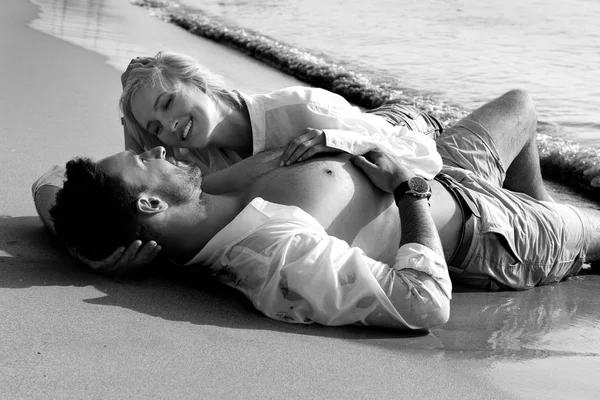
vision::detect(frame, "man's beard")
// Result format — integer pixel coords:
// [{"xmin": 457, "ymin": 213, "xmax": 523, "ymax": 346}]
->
[{"xmin": 160, "ymin": 158, "xmax": 203, "ymax": 205}]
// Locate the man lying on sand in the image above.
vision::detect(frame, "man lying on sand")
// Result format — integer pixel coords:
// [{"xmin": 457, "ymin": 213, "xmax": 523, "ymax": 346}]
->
[{"xmin": 44, "ymin": 90, "xmax": 599, "ymax": 330}]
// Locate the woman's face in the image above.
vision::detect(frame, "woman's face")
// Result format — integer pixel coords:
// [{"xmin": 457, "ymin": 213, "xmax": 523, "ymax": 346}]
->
[{"xmin": 130, "ymin": 81, "xmax": 219, "ymax": 149}]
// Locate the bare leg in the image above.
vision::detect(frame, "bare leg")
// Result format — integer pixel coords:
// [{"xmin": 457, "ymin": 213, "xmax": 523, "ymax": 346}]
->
[{"xmin": 463, "ymin": 89, "xmax": 553, "ymax": 201}]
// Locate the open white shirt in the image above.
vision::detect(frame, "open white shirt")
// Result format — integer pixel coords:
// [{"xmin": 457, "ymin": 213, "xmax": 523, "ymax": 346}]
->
[{"xmin": 186, "ymin": 198, "xmax": 451, "ymax": 329}]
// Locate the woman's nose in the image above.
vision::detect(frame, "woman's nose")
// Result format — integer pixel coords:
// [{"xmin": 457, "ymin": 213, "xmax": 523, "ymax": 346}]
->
[{"xmin": 160, "ymin": 113, "xmax": 178, "ymax": 133}]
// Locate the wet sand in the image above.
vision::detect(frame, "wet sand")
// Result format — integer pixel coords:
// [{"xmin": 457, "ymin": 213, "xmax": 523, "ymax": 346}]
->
[{"xmin": 1, "ymin": 0, "xmax": 599, "ymax": 398}]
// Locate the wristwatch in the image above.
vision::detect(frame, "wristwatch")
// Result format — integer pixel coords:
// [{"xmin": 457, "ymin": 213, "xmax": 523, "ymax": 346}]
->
[{"xmin": 393, "ymin": 176, "xmax": 432, "ymax": 202}]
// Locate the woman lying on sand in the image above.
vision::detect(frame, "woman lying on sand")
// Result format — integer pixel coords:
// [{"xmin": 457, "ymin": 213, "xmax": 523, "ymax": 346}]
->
[{"xmin": 34, "ymin": 51, "xmax": 444, "ymax": 273}]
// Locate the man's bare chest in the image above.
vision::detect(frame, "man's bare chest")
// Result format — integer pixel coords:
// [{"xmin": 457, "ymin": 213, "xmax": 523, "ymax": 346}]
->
[{"xmin": 246, "ymin": 154, "xmax": 397, "ymax": 247}]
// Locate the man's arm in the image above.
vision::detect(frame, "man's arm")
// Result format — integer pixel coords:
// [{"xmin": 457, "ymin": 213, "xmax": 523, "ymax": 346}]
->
[
  {"xmin": 350, "ymin": 150, "xmax": 444, "ymax": 258},
  {"xmin": 32, "ymin": 165, "xmax": 66, "ymax": 236},
  {"xmin": 206, "ymin": 192, "xmax": 450, "ymax": 329},
  {"xmin": 212, "ymin": 223, "xmax": 450, "ymax": 329},
  {"xmin": 397, "ymin": 196, "xmax": 444, "ymax": 256},
  {"xmin": 350, "ymin": 150, "xmax": 449, "ymax": 327}
]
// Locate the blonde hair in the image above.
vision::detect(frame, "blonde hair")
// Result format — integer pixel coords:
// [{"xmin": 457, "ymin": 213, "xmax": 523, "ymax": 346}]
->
[{"xmin": 119, "ymin": 51, "xmax": 243, "ymax": 147}]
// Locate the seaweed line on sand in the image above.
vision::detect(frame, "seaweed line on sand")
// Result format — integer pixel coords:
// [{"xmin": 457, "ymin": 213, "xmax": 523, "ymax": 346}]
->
[{"xmin": 133, "ymin": 0, "xmax": 600, "ymax": 200}]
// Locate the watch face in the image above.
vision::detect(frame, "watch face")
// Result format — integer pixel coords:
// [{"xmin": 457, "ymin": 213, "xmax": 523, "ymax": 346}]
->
[{"xmin": 408, "ymin": 177, "xmax": 429, "ymax": 194}]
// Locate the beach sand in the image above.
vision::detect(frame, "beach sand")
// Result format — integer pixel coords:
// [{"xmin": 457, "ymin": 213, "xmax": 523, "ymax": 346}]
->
[{"xmin": 1, "ymin": 0, "xmax": 599, "ymax": 398}]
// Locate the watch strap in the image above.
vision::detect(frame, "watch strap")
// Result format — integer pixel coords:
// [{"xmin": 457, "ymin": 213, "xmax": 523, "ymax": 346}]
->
[
  {"xmin": 393, "ymin": 181, "xmax": 411, "ymax": 201},
  {"xmin": 393, "ymin": 177, "xmax": 432, "ymax": 202}
]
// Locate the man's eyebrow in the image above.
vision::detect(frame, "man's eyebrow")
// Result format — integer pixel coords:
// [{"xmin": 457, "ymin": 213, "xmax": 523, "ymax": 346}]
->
[
  {"xmin": 126, "ymin": 149, "xmax": 139, "ymax": 160},
  {"xmin": 126, "ymin": 150, "xmax": 144, "ymax": 165}
]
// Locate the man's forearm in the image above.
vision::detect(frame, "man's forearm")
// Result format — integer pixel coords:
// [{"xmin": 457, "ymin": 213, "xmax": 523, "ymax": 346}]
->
[{"xmin": 396, "ymin": 197, "xmax": 444, "ymax": 259}]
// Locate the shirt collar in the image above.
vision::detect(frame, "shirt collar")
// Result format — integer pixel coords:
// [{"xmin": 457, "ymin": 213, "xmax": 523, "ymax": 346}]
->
[
  {"xmin": 185, "ymin": 196, "xmax": 327, "ymax": 266},
  {"xmin": 185, "ymin": 197, "xmax": 270, "ymax": 266},
  {"xmin": 237, "ymin": 91, "xmax": 266, "ymax": 155}
]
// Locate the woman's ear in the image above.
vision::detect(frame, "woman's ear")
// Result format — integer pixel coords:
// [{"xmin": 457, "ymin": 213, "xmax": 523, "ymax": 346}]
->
[{"xmin": 136, "ymin": 195, "xmax": 168, "ymax": 215}]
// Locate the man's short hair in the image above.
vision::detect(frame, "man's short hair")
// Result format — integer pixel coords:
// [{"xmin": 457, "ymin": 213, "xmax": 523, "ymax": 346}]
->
[{"xmin": 50, "ymin": 158, "xmax": 154, "ymax": 261}]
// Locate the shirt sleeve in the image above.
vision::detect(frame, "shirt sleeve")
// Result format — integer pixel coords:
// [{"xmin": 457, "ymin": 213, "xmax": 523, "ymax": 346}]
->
[
  {"xmin": 31, "ymin": 165, "xmax": 66, "ymax": 235},
  {"xmin": 31, "ymin": 164, "xmax": 65, "ymax": 195},
  {"xmin": 211, "ymin": 227, "xmax": 451, "ymax": 330},
  {"xmin": 325, "ymin": 127, "xmax": 442, "ymax": 179},
  {"xmin": 257, "ymin": 87, "xmax": 442, "ymax": 179},
  {"xmin": 315, "ymin": 97, "xmax": 443, "ymax": 179}
]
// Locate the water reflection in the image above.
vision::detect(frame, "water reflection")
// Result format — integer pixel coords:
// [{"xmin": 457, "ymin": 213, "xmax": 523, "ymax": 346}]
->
[
  {"xmin": 28, "ymin": 0, "xmax": 147, "ymax": 70},
  {"xmin": 433, "ymin": 276, "xmax": 600, "ymax": 360}
]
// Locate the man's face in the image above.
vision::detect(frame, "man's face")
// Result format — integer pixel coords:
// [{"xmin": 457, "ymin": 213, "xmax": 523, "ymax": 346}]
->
[{"xmin": 97, "ymin": 146, "xmax": 202, "ymax": 205}]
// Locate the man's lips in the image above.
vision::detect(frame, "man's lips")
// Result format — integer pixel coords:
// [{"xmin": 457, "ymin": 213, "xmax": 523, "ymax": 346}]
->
[{"xmin": 166, "ymin": 157, "xmax": 178, "ymax": 166}]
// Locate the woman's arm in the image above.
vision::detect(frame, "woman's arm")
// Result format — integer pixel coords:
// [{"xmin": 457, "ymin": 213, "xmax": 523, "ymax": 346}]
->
[{"xmin": 253, "ymin": 87, "xmax": 442, "ymax": 178}]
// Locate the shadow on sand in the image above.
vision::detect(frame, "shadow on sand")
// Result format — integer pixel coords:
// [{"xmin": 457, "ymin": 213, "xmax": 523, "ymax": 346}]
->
[{"xmin": 2, "ymin": 216, "xmax": 600, "ymax": 359}]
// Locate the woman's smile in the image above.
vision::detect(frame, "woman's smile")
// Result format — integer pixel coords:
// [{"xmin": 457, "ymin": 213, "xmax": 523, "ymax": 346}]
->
[{"xmin": 180, "ymin": 118, "xmax": 193, "ymax": 141}]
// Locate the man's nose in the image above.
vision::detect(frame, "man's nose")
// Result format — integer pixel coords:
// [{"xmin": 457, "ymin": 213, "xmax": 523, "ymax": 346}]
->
[{"xmin": 144, "ymin": 146, "xmax": 166, "ymax": 160}]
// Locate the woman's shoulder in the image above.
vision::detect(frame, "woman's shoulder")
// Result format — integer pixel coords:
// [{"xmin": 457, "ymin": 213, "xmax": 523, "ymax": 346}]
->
[{"xmin": 253, "ymin": 86, "xmax": 349, "ymax": 109}]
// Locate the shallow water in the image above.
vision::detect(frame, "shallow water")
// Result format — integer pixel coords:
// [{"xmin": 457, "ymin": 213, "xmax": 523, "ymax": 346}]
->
[
  {"xmin": 28, "ymin": 0, "xmax": 148, "ymax": 71},
  {"xmin": 182, "ymin": 0, "xmax": 600, "ymax": 146}
]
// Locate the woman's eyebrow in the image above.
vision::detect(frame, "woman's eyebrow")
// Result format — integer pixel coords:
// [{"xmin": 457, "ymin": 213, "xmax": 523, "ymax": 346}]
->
[
  {"xmin": 152, "ymin": 93, "xmax": 164, "ymax": 113},
  {"xmin": 145, "ymin": 94, "xmax": 165, "ymax": 130}
]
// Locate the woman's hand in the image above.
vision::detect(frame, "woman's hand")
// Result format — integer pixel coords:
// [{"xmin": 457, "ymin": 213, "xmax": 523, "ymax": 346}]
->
[
  {"xmin": 350, "ymin": 149, "xmax": 415, "ymax": 193},
  {"xmin": 280, "ymin": 128, "xmax": 342, "ymax": 166},
  {"xmin": 69, "ymin": 240, "xmax": 161, "ymax": 277},
  {"xmin": 121, "ymin": 57, "xmax": 154, "ymax": 89}
]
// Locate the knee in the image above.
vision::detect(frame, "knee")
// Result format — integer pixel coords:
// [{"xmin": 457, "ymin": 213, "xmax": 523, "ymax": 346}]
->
[
  {"xmin": 503, "ymin": 88, "xmax": 534, "ymax": 107},
  {"xmin": 502, "ymin": 89, "xmax": 537, "ymax": 131},
  {"xmin": 502, "ymin": 89, "xmax": 537, "ymax": 122}
]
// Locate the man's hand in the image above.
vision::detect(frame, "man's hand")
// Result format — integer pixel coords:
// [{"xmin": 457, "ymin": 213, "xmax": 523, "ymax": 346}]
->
[
  {"xmin": 69, "ymin": 240, "xmax": 161, "ymax": 277},
  {"xmin": 350, "ymin": 149, "xmax": 416, "ymax": 193},
  {"xmin": 121, "ymin": 57, "xmax": 154, "ymax": 89},
  {"xmin": 280, "ymin": 128, "xmax": 342, "ymax": 166}
]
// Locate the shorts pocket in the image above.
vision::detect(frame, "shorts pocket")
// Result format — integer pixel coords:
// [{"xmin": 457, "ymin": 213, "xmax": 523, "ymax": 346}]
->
[
  {"xmin": 487, "ymin": 230, "xmax": 524, "ymax": 266},
  {"xmin": 477, "ymin": 207, "xmax": 524, "ymax": 268}
]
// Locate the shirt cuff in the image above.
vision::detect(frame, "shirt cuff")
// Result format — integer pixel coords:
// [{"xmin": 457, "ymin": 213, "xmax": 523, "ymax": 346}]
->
[
  {"xmin": 31, "ymin": 165, "xmax": 65, "ymax": 197},
  {"xmin": 395, "ymin": 243, "xmax": 452, "ymax": 299},
  {"xmin": 323, "ymin": 129, "xmax": 377, "ymax": 154}
]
